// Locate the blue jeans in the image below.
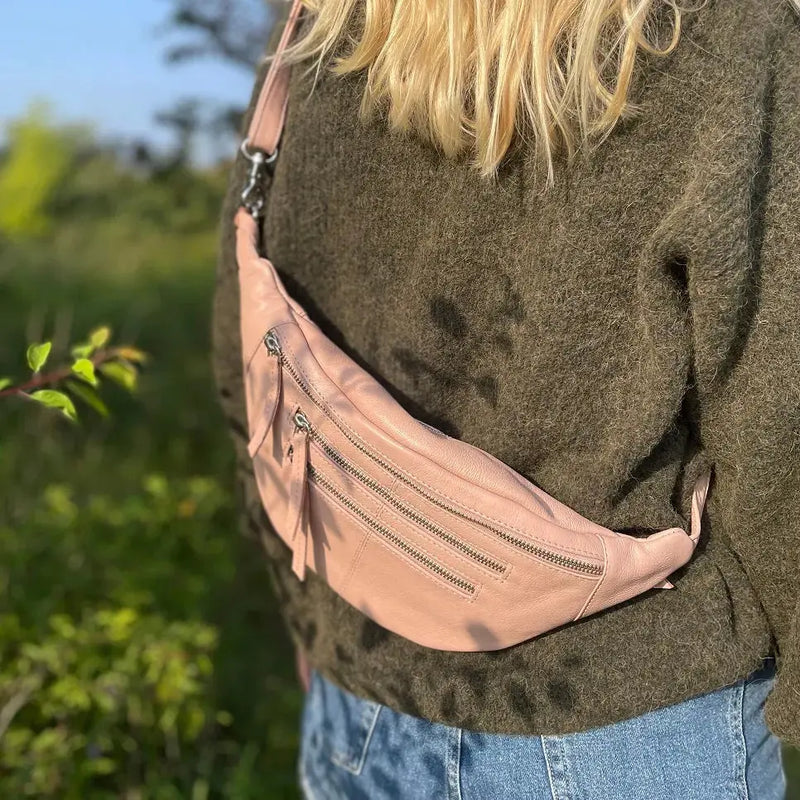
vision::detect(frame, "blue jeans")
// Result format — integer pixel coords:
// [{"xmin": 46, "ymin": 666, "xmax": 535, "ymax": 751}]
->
[{"xmin": 298, "ymin": 658, "xmax": 785, "ymax": 799}]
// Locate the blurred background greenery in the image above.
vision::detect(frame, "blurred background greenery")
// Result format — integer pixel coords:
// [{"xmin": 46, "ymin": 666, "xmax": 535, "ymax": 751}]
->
[
  {"xmin": 1, "ymin": 4, "xmax": 303, "ymax": 797},
  {"xmin": 0, "ymin": 2, "xmax": 798, "ymax": 798},
  {"xmin": 0, "ymin": 116, "xmax": 303, "ymax": 797}
]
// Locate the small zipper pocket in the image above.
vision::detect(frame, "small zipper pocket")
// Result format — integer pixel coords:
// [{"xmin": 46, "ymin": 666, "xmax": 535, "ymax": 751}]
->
[
  {"xmin": 293, "ymin": 409, "xmax": 506, "ymax": 577},
  {"xmin": 264, "ymin": 326, "xmax": 603, "ymax": 578},
  {"xmin": 304, "ymin": 454, "xmax": 477, "ymax": 596}
]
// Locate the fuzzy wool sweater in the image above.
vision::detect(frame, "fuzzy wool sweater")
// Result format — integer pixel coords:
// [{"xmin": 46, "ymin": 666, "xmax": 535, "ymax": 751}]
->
[{"xmin": 213, "ymin": 0, "xmax": 800, "ymax": 745}]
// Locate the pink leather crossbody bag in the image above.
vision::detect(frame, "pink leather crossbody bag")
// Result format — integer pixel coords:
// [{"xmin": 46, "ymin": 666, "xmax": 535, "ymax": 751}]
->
[{"xmin": 234, "ymin": 0, "xmax": 713, "ymax": 652}]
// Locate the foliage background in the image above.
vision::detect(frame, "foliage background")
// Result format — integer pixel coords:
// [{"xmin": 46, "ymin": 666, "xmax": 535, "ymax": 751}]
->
[
  {"xmin": 0, "ymin": 109, "xmax": 302, "ymax": 796},
  {"xmin": 0, "ymin": 2, "xmax": 798, "ymax": 798}
]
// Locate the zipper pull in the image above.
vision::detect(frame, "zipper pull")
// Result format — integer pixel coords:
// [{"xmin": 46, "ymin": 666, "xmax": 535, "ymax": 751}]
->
[
  {"xmin": 286, "ymin": 409, "xmax": 312, "ymax": 581},
  {"xmin": 654, "ymin": 466, "xmax": 714, "ymax": 590},
  {"xmin": 688, "ymin": 464, "xmax": 713, "ymax": 545},
  {"xmin": 247, "ymin": 341, "xmax": 282, "ymax": 459},
  {"xmin": 264, "ymin": 329, "xmax": 282, "ymax": 357}
]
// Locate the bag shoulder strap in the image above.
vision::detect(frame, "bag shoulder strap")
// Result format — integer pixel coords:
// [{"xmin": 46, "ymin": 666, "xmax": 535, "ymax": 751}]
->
[{"xmin": 245, "ymin": 0, "xmax": 306, "ymax": 155}]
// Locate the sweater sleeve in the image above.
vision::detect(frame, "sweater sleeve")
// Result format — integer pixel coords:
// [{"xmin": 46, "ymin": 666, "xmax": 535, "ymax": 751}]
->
[{"xmin": 688, "ymin": 17, "xmax": 800, "ymax": 746}]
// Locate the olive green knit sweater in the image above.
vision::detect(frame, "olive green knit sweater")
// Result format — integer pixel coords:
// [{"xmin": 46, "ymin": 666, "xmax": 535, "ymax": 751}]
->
[{"xmin": 213, "ymin": 0, "xmax": 800, "ymax": 745}]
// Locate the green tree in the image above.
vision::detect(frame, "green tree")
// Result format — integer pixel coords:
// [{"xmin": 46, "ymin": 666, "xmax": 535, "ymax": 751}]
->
[{"xmin": 0, "ymin": 105, "xmax": 76, "ymax": 238}]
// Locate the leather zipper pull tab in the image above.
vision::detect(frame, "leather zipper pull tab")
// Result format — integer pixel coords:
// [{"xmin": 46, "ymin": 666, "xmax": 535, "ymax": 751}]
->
[
  {"xmin": 286, "ymin": 410, "xmax": 311, "ymax": 581},
  {"xmin": 654, "ymin": 466, "xmax": 714, "ymax": 590},
  {"xmin": 689, "ymin": 465, "xmax": 713, "ymax": 545},
  {"xmin": 247, "ymin": 351, "xmax": 282, "ymax": 458}
]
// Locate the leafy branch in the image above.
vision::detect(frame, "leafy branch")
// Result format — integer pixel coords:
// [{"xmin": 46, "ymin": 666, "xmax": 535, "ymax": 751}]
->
[{"xmin": 0, "ymin": 326, "xmax": 147, "ymax": 421}]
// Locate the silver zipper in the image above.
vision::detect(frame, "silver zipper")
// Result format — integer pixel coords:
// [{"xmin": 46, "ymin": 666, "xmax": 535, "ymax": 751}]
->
[
  {"xmin": 292, "ymin": 410, "xmax": 505, "ymax": 574},
  {"xmin": 298, "ymin": 445, "xmax": 476, "ymax": 595},
  {"xmin": 267, "ymin": 328, "xmax": 603, "ymax": 577}
]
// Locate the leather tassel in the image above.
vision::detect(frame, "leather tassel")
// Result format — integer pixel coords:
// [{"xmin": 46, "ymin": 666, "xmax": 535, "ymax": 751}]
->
[
  {"xmin": 653, "ymin": 467, "xmax": 714, "ymax": 590},
  {"xmin": 285, "ymin": 426, "xmax": 311, "ymax": 581},
  {"xmin": 689, "ymin": 465, "xmax": 713, "ymax": 545},
  {"xmin": 247, "ymin": 357, "xmax": 282, "ymax": 458}
]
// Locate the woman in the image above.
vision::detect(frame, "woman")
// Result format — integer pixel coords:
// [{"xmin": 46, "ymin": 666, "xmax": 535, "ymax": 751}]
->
[{"xmin": 213, "ymin": 0, "xmax": 800, "ymax": 796}]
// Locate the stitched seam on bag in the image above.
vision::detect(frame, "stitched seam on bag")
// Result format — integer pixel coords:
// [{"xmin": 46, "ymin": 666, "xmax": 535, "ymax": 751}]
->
[
  {"xmin": 243, "ymin": 348, "xmax": 268, "ymax": 438},
  {"xmin": 243, "ymin": 334, "xmax": 264, "ymax": 373},
  {"xmin": 243, "ymin": 336, "xmax": 264, "ymax": 373},
  {"xmin": 309, "ymin": 425, "xmax": 580, "ymax": 582},
  {"xmin": 278, "ymin": 330, "xmax": 602, "ymax": 561},
  {"xmin": 373, "ymin": 481, "xmax": 512, "ymax": 582},
  {"xmin": 312, "ymin": 439, "xmax": 508, "ymax": 580},
  {"xmin": 574, "ymin": 534, "xmax": 608, "ymax": 620},
  {"xmin": 315, "ymin": 452, "xmax": 497, "ymax": 581},
  {"xmin": 307, "ymin": 481, "xmax": 480, "ymax": 601},
  {"xmin": 351, "ymin": 515, "xmax": 482, "ymax": 602},
  {"xmin": 367, "ymin": 485, "xmax": 512, "ymax": 584},
  {"xmin": 246, "ymin": 377, "xmax": 280, "ymax": 458},
  {"xmin": 340, "ymin": 529, "xmax": 371, "ymax": 595},
  {"xmin": 282, "ymin": 332, "xmax": 600, "ymax": 560}
]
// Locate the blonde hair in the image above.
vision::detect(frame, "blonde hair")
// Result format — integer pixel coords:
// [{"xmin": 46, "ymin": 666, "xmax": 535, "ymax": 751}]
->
[{"xmin": 275, "ymin": 0, "xmax": 789, "ymax": 186}]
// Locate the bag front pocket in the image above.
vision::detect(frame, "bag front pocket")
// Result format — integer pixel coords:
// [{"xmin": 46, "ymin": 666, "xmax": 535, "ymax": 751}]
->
[
  {"xmin": 257, "ymin": 324, "xmax": 603, "ymax": 580},
  {"xmin": 244, "ymin": 321, "xmax": 609, "ymax": 651}
]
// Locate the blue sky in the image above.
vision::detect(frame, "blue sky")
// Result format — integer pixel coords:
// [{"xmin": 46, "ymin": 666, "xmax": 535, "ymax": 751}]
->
[{"xmin": 0, "ymin": 1, "xmax": 268, "ymax": 163}]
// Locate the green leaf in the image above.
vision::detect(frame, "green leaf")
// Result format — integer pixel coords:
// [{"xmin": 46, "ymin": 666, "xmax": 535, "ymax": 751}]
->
[
  {"xmin": 68, "ymin": 327, "xmax": 111, "ymax": 360},
  {"xmin": 114, "ymin": 346, "xmax": 148, "ymax": 364},
  {"xmin": 29, "ymin": 389, "xmax": 77, "ymax": 421},
  {"xmin": 70, "ymin": 342, "xmax": 94, "ymax": 359},
  {"xmin": 89, "ymin": 326, "xmax": 111, "ymax": 350},
  {"xmin": 98, "ymin": 360, "xmax": 137, "ymax": 392},
  {"xmin": 71, "ymin": 357, "xmax": 97, "ymax": 386},
  {"xmin": 66, "ymin": 379, "xmax": 109, "ymax": 417},
  {"xmin": 0, "ymin": 377, "xmax": 12, "ymax": 391},
  {"xmin": 26, "ymin": 341, "xmax": 52, "ymax": 373}
]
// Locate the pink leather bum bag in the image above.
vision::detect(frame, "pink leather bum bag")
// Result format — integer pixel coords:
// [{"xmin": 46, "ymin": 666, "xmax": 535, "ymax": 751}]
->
[{"xmin": 234, "ymin": 0, "xmax": 713, "ymax": 652}]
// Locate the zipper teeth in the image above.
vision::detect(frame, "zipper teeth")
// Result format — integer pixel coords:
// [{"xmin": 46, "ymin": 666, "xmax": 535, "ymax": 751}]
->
[
  {"xmin": 265, "ymin": 329, "xmax": 603, "ymax": 577},
  {"xmin": 311, "ymin": 431, "xmax": 506, "ymax": 574},
  {"xmin": 308, "ymin": 464, "xmax": 476, "ymax": 594}
]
